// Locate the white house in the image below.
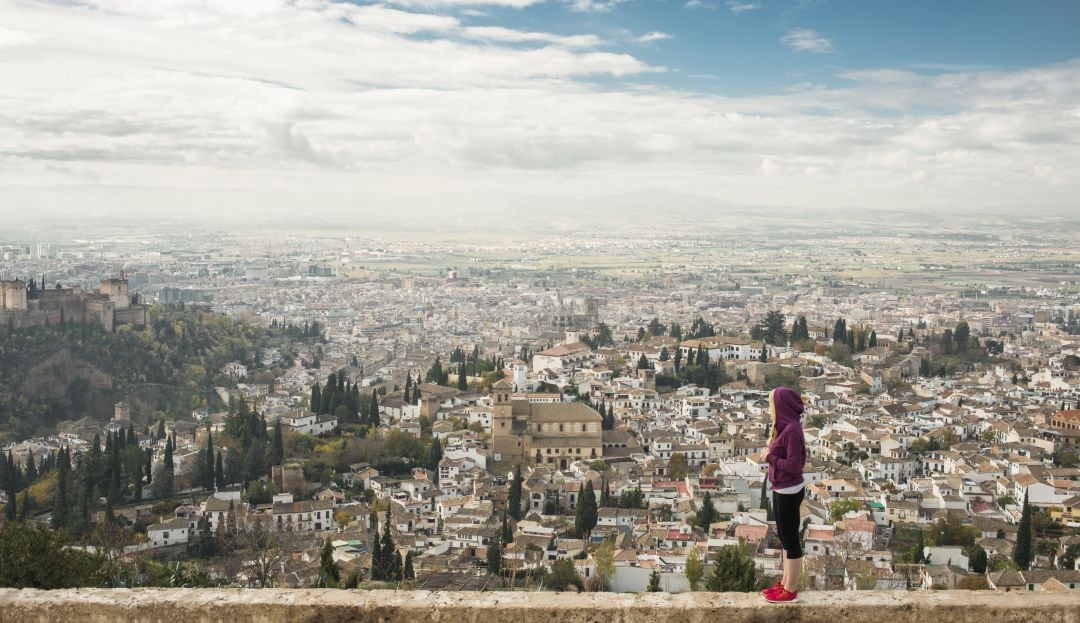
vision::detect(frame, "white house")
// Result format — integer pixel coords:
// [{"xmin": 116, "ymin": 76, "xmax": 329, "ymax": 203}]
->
[
  {"xmin": 280, "ymin": 409, "xmax": 338, "ymax": 436},
  {"xmin": 148, "ymin": 517, "xmax": 191, "ymax": 548}
]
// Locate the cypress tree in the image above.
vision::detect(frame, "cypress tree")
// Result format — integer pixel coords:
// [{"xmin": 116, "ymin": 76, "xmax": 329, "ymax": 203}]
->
[
  {"xmin": 108, "ymin": 435, "xmax": 121, "ymax": 502},
  {"xmin": 215, "ymin": 451, "xmax": 225, "ymax": 489},
  {"xmin": 311, "ymin": 382, "xmax": 322, "ymax": 414},
  {"xmin": 370, "ymin": 513, "xmax": 384, "ymax": 580},
  {"xmin": 270, "ymin": 420, "xmax": 284, "ymax": 466},
  {"xmin": 145, "ymin": 448, "xmax": 153, "ymax": 485},
  {"xmin": 24, "ymin": 454, "xmax": 37, "ymax": 484},
  {"xmin": 205, "ymin": 430, "xmax": 216, "ymax": 490},
  {"xmin": 51, "ymin": 448, "xmax": 70, "ymax": 528},
  {"xmin": 381, "ymin": 508, "xmax": 400, "ymax": 580},
  {"xmin": 18, "ymin": 490, "xmax": 31, "ymax": 521},
  {"xmin": 429, "ymin": 438, "xmax": 442, "ymax": 473},
  {"xmin": 759, "ymin": 478, "xmax": 772, "ymax": 520},
  {"xmin": 647, "ymin": 569, "xmax": 662, "ymax": 592},
  {"xmin": 501, "ymin": 509, "xmax": 513, "ymax": 544},
  {"xmin": 404, "ymin": 551, "xmax": 415, "ymax": 580},
  {"xmin": 695, "ymin": 492, "xmax": 718, "ymax": 531},
  {"xmin": 508, "ymin": 464, "xmax": 522, "ymax": 520},
  {"xmin": 321, "ymin": 537, "xmax": 340, "ymax": 585},
  {"xmin": 486, "ymin": 533, "xmax": 503, "ymax": 576},
  {"xmin": 1013, "ymin": 492, "xmax": 1033, "ymax": 570},
  {"xmin": 369, "ymin": 392, "xmax": 380, "ymax": 428}
]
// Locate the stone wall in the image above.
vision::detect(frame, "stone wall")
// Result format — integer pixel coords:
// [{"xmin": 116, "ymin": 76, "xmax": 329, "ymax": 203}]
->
[{"xmin": 1, "ymin": 589, "xmax": 1078, "ymax": 623}]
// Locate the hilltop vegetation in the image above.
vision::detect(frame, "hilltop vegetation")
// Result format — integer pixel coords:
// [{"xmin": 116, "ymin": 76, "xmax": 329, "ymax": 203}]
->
[{"xmin": 0, "ymin": 305, "xmax": 293, "ymax": 441}]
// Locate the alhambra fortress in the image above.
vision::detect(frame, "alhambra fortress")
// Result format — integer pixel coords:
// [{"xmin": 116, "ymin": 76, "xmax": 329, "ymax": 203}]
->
[{"xmin": 0, "ymin": 275, "xmax": 149, "ymax": 331}]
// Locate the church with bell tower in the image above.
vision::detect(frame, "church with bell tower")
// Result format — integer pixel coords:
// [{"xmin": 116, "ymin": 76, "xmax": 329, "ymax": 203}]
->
[{"xmin": 490, "ymin": 379, "xmax": 603, "ymax": 470}]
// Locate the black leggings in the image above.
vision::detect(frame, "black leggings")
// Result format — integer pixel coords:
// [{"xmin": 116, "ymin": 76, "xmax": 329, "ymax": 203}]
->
[{"xmin": 773, "ymin": 488, "xmax": 804, "ymax": 560}]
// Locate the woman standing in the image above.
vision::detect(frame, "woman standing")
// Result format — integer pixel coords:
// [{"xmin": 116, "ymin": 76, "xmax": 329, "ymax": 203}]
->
[{"xmin": 762, "ymin": 386, "xmax": 806, "ymax": 603}]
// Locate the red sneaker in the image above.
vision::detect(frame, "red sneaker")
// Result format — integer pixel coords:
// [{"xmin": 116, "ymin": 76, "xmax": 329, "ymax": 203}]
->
[
  {"xmin": 765, "ymin": 587, "xmax": 799, "ymax": 603},
  {"xmin": 761, "ymin": 579, "xmax": 783, "ymax": 597}
]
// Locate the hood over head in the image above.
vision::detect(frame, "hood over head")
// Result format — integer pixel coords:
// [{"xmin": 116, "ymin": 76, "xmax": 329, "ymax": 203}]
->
[{"xmin": 769, "ymin": 386, "xmax": 805, "ymax": 439}]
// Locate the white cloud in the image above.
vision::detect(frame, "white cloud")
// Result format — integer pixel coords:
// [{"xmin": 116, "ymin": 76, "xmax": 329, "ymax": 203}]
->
[
  {"xmin": 684, "ymin": 0, "xmax": 715, "ymax": 9},
  {"xmin": 383, "ymin": 0, "xmax": 545, "ymax": 8},
  {"xmin": 0, "ymin": 1, "xmax": 1077, "ymax": 213},
  {"xmin": 635, "ymin": 31, "xmax": 671, "ymax": 44},
  {"xmin": 782, "ymin": 28, "xmax": 834, "ymax": 53},
  {"xmin": 726, "ymin": 1, "xmax": 761, "ymax": 13},
  {"xmin": 567, "ymin": 0, "xmax": 626, "ymax": 12},
  {"xmin": 464, "ymin": 26, "xmax": 601, "ymax": 48},
  {"xmin": 0, "ymin": 26, "xmax": 37, "ymax": 47}
]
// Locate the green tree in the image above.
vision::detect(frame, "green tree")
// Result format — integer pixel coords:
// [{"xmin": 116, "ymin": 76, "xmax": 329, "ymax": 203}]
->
[
  {"xmin": 403, "ymin": 550, "xmax": 415, "ymax": 580},
  {"xmin": 508, "ymin": 465, "xmax": 523, "ymax": 520},
  {"xmin": 1013, "ymin": 492, "xmax": 1033, "ymax": 570},
  {"xmin": 370, "ymin": 511, "xmax": 383, "ymax": 581},
  {"xmin": 833, "ymin": 318, "xmax": 847, "ymax": 344},
  {"xmin": 705, "ymin": 539, "xmax": 757, "ymax": 592},
  {"xmin": 368, "ymin": 392, "xmax": 380, "ymax": 428},
  {"xmin": 594, "ymin": 322, "xmax": 615, "ymax": 347},
  {"xmin": 926, "ymin": 515, "xmax": 977, "ymax": 548},
  {"xmin": 752, "ymin": 310, "xmax": 788, "ymax": 346},
  {"xmin": 829, "ymin": 499, "xmax": 864, "ymax": 523},
  {"xmin": 204, "ymin": 430, "xmax": 215, "ymax": 491},
  {"xmin": 592, "ymin": 537, "xmax": 615, "ymax": 591},
  {"xmin": 759, "ymin": 479, "xmax": 773, "ymax": 521},
  {"xmin": 647, "ymin": 569, "xmax": 662, "ymax": 592},
  {"xmin": 908, "ymin": 530, "xmax": 926, "ymax": 563},
  {"xmin": 379, "ymin": 508, "xmax": 400, "ymax": 580},
  {"xmin": 269, "ymin": 420, "xmax": 284, "ymax": 466},
  {"xmin": 486, "ymin": 534, "xmax": 503, "ymax": 575},
  {"xmin": 501, "ymin": 510, "xmax": 513, "ymax": 544},
  {"xmin": 51, "ymin": 448, "xmax": 70, "ymax": 529},
  {"xmin": 669, "ymin": 452, "xmax": 687, "ymax": 479},
  {"xmin": 547, "ymin": 558, "xmax": 583, "ymax": 591},
  {"xmin": 967, "ymin": 544, "xmax": 987, "ymax": 573},
  {"xmin": 575, "ymin": 481, "xmax": 597, "ymax": 538},
  {"xmin": 320, "ymin": 537, "xmax": 340, "ymax": 586},
  {"xmin": 694, "ymin": 492, "xmax": 718, "ymax": 531},
  {"xmin": 685, "ymin": 547, "xmax": 704, "ymax": 591},
  {"xmin": 954, "ymin": 321, "xmax": 970, "ymax": 352},
  {"xmin": 215, "ymin": 451, "xmax": 225, "ymax": 489},
  {"xmin": 0, "ymin": 523, "xmax": 111, "ymax": 588}
]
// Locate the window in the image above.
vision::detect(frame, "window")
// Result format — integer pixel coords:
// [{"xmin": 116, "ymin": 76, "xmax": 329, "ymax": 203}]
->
[{"xmin": 559, "ymin": 424, "xmax": 564, "ymax": 432}]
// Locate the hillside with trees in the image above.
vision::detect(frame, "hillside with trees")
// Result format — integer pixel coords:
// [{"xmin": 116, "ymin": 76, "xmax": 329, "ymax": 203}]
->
[{"xmin": 0, "ymin": 305, "xmax": 294, "ymax": 441}]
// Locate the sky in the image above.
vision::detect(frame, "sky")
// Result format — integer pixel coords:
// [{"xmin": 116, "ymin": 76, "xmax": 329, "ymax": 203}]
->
[{"xmin": 1, "ymin": 0, "xmax": 1079, "ymax": 216}]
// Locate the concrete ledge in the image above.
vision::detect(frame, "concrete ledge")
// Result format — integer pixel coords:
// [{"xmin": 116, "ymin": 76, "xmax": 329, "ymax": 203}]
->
[{"xmin": 0, "ymin": 589, "xmax": 1077, "ymax": 623}]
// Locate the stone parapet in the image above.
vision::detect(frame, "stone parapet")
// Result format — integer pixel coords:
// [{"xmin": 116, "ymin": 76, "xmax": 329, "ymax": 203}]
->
[{"xmin": 0, "ymin": 588, "xmax": 1077, "ymax": 623}]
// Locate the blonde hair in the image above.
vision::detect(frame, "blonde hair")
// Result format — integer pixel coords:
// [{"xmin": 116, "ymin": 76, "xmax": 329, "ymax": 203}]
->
[{"xmin": 768, "ymin": 388, "xmax": 778, "ymax": 444}]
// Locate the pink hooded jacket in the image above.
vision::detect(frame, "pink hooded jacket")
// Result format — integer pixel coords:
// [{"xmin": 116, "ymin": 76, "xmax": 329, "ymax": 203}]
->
[{"xmin": 766, "ymin": 386, "xmax": 806, "ymax": 490}]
